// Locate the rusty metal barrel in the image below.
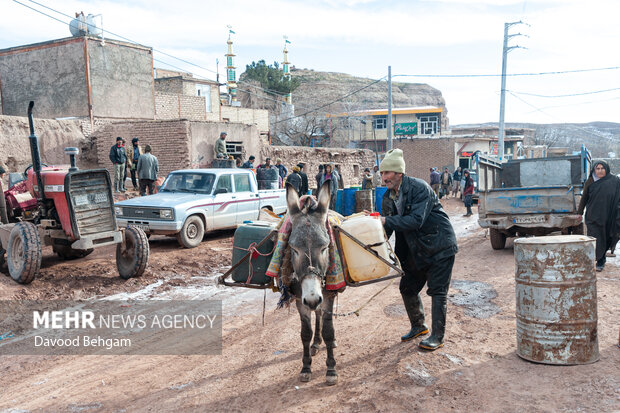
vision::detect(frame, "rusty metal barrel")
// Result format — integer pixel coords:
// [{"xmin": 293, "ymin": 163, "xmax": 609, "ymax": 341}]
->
[
  {"xmin": 355, "ymin": 189, "xmax": 374, "ymax": 213},
  {"xmin": 514, "ymin": 235, "xmax": 599, "ymax": 365}
]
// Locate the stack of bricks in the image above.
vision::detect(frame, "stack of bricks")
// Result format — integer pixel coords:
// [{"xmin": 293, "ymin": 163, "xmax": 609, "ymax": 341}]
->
[
  {"xmin": 92, "ymin": 120, "xmax": 191, "ymax": 180},
  {"xmin": 395, "ymin": 138, "xmax": 456, "ymax": 182}
]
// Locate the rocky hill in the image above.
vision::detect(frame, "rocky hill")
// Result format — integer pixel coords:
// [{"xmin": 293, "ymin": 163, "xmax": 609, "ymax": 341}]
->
[{"xmin": 456, "ymin": 121, "xmax": 620, "ymax": 158}]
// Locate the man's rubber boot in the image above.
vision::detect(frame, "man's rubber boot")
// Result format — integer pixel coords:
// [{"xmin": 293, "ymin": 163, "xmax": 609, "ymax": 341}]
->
[
  {"xmin": 401, "ymin": 294, "xmax": 428, "ymax": 342},
  {"xmin": 419, "ymin": 295, "xmax": 447, "ymax": 351},
  {"xmin": 464, "ymin": 206, "xmax": 473, "ymax": 217}
]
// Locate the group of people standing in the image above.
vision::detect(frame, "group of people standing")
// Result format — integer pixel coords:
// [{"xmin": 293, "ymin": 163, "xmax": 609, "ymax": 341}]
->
[
  {"xmin": 109, "ymin": 137, "xmax": 159, "ymax": 196},
  {"xmin": 429, "ymin": 166, "xmax": 475, "ymax": 217}
]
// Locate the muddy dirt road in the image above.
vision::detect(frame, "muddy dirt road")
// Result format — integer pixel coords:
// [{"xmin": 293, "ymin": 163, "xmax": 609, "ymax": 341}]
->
[{"xmin": 0, "ymin": 199, "xmax": 618, "ymax": 412}]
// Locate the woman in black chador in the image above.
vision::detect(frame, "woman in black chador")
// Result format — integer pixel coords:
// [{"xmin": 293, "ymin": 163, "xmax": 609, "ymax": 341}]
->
[{"xmin": 577, "ymin": 160, "xmax": 620, "ymax": 271}]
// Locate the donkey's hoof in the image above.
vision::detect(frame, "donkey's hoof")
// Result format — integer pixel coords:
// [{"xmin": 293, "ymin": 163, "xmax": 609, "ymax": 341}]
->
[
  {"xmin": 311, "ymin": 345, "xmax": 320, "ymax": 356},
  {"xmin": 299, "ymin": 372, "xmax": 312, "ymax": 382},
  {"xmin": 326, "ymin": 373, "xmax": 338, "ymax": 386},
  {"xmin": 333, "ymin": 340, "xmax": 338, "ymax": 348}
]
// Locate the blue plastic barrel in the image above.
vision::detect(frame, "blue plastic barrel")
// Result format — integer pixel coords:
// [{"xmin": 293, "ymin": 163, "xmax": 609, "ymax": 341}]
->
[
  {"xmin": 343, "ymin": 188, "xmax": 357, "ymax": 216},
  {"xmin": 375, "ymin": 187, "xmax": 388, "ymax": 214},
  {"xmin": 335, "ymin": 189, "xmax": 344, "ymax": 214}
]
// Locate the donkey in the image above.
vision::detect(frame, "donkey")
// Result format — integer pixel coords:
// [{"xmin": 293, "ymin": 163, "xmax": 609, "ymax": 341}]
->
[{"xmin": 286, "ymin": 181, "xmax": 338, "ymax": 385}]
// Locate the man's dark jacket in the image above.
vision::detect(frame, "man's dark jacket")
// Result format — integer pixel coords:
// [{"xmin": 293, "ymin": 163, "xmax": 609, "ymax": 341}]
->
[
  {"xmin": 382, "ymin": 175, "xmax": 458, "ymax": 267},
  {"xmin": 299, "ymin": 171, "xmax": 309, "ymax": 195},
  {"xmin": 109, "ymin": 144, "xmax": 127, "ymax": 164}
]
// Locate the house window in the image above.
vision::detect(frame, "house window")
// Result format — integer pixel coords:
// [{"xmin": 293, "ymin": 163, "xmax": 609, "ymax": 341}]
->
[
  {"xmin": 196, "ymin": 84, "xmax": 212, "ymax": 113},
  {"xmin": 373, "ymin": 115, "xmax": 387, "ymax": 130},
  {"xmin": 419, "ymin": 115, "xmax": 439, "ymax": 135}
]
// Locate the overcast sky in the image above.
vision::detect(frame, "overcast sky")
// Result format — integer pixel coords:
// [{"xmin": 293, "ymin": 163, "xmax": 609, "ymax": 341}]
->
[{"xmin": 2, "ymin": 0, "xmax": 619, "ymax": 125}]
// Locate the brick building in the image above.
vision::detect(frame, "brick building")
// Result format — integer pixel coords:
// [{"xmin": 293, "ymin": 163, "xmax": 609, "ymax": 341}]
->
[
  {"xmin": 0, "ymin": 36, "xmax": 155, "ymax": 126},
  {"xmin": 92, "ymin": 119, "xmax": 267, "ymax": 180}
]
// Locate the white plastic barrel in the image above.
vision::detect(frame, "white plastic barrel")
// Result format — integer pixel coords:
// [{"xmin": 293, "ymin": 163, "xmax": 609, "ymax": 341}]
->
[{"xmin": 339, "ymin": 215, "xmax": 392, "ymax": 282}]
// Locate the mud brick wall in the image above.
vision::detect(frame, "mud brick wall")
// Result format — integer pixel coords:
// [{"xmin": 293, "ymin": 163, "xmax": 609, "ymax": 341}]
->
[
  {"xmin": 264, "ymin": 146, "xmax": 376, "ymax": 189},
  {"xmin": 92, "ymin": 120, "xmax": 191, "ymax": 180},
  {"xmin": 394, "ymin": 138, "xmax": 456, "ymax": 182},
  {"xmin": 179, "ymin": 95, "xmax": 206, "ymax": 121}
]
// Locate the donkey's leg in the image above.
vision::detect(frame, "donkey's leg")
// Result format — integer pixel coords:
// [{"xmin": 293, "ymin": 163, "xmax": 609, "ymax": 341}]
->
[
  {"xmin": 311, "ymin": 308, "xmax": 323, "ymax": 356},
  {"xmin": 322, "ymin": 293, "xmax": 338, "ymax": 385},
  {"xmin": 296, "ymin": 299, "xmax": 314, "ymax": 382}
]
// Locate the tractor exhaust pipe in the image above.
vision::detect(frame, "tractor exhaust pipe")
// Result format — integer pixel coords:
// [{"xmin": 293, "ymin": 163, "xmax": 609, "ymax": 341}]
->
[{"xmin": 27, "ymin": 101, "xmax": 46, "ymax": 207}]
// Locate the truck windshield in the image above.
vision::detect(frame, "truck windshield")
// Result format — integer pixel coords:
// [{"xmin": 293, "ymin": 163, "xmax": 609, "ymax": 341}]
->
[{"xmin": 160, "ymin": 173, "xmax": 215, "ymax": 194}]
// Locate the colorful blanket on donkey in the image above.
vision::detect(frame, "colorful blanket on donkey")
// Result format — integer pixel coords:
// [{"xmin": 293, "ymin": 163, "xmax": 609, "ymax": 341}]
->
[{"xmin": 265, "ymin": 201, "xmax": 346, "ymax": 292}]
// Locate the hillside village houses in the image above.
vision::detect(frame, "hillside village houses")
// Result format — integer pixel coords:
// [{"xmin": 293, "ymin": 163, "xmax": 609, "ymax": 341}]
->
[{"xmin": 0, "ymin": 26, "xmax": 537, "ymax": 185}]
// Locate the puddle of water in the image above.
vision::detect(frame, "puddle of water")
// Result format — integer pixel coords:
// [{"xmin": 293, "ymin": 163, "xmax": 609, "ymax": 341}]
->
[{"xmin": 449, "ymin": 279, "xmax": 500, "ymax": 319}]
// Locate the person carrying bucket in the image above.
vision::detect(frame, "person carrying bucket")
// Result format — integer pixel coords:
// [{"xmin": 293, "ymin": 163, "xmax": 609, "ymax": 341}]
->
[{"xmin": 377, "ymin": 149, "xmax": 458, "ymax": 351}]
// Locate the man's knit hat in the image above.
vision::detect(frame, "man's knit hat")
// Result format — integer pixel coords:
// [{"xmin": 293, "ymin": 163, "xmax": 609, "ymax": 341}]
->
[{"xmin": 380, "ymin": 149, "xmax": 405, "ymax": 173}]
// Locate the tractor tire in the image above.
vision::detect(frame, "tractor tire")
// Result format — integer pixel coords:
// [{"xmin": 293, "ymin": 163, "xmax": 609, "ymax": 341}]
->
[
  {"xmin": 7, "ymin": 222, "xmax": 42, "ymax": 284},
  {"xmin": 117, "ymin": 226, "xmax": 149, "ymax": 279},
  {"xmin": 54, "ymin": 245, "xmax": 94, "ymax": 260},
  {"xmin": 490, "ymin": 228, "xmax": 507, "ymax": 250},
  {"xmin": 176, "ymin": 215, "xmax": 204, "ymax": 248}
]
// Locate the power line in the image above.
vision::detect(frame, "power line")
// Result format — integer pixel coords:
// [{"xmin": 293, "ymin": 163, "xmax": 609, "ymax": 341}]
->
[
  {"xmin": 509, "ymin": 87, "xmax": 620, "ymax": 98},
  {"xmin": 17, "ymin": 0, "xmax": 293, "ymax": 99},
  {"xmin": 507, "ymin": 91, "xmax": 616, "ymax": 141},
  {"xmin": 394, "ymin": 66, "xmax": 620, "ymax": 78},
  {"xmin": 272, "ymin": 76, "xmax": 387, "ymax": 124}
]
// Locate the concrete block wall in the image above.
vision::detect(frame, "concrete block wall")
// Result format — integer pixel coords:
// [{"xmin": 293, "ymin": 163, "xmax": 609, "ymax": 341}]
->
[
  {"xmin": 154, "ymin": 93, "xmax": 179, "ymax": 120},
  {"xmin": 179, "ymin": 95, "xmax": 206, "ymax": 121},
  {"xmin": 394, "ymin": 138, "xmax": 456, "ymax": 183},
  {"xmin": 92, "ymin": 119, "xmax": 191, "ymax": 179},
  {"xmin": 220, "ymin": 106, "xmax": 270, "ymax": 132}
]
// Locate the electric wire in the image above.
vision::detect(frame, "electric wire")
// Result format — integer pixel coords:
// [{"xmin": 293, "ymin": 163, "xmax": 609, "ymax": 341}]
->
[
  {"xmin": 507, "ymin": 91, "xmax": 615, "ymax": 141},
  {"xmin": 394, "ymin": 66, "xmax": 620, "ymax": 78},
  {"xmin": 17, "ymin": 0, "xmax": 296, "ymax": 100},
  {"xmin": 508, "ymin": 87, "xmax": 620, "ymax": 98}
]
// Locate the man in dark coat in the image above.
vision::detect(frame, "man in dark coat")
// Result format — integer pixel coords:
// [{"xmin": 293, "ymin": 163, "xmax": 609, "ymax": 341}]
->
[
  {"xmin": 379, "ymin": 149, "xmax": 458, "ymax": 350},
  {"xmin": 314, "ymin": 165, "xmax": 324, "ymax": 196},
  {"xmin": 286, "ymin": 166, "xmax": 303, "ymax": 196},
  {"xmin": 577, "ymin": 160, "xmax": 620, "ymax": 271},
  {"xmin": 297, "ymin": 163, "xmax": 309, "ymax": 196}
]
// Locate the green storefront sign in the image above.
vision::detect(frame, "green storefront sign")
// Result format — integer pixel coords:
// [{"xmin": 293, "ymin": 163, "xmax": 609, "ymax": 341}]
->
[{"xmin": 394, "ymin": 122, "xmax": 417, "ymax": 135}]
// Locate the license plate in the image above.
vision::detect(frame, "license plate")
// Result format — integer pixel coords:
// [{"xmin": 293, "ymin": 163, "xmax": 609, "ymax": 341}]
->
[
  {"xmin": 514, "ymin": 215, "xmax": 545, "ymax": 224},
  {"xmin": 129, "ymin": 224, "xmax": 150, "ymax": 232}
]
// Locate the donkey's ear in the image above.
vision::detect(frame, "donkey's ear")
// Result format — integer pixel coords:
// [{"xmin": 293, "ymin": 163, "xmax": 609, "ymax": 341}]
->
[
  {"xmin": 317, "ymin": 180, "xmax": 331, "ymax": 213},
  {"xmin": 286, "ymin": 182, "xmax": 301, "ymax": 216}
]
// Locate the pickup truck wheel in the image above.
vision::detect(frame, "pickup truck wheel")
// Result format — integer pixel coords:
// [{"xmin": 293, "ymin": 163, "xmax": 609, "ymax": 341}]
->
[
  {"xmin": 117, "ymin": 226, "xmax": 150, "ymax": 279},
  {"xmin": 7, "ymin": 222, "xmax": 42, "ymax": 284},
  {"xmin": 176, "ymin": 216, "xmax": 204, "ymax": 248},
  {"xmin": 570, "ymin": 223, "xmax": 585, "ymax": 235},
  {"xmin": 490, "ymin": 228, "xmax": 507, "ymax": 250}
]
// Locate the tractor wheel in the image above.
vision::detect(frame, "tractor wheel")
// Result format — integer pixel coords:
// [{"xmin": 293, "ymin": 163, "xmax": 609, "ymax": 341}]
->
[
  {"xmin": 54, "ymin": 245, "xmax": 94, "ymax": 260},
  {"xmin": 176, "ymin": 215, "xmax": 204, "ymax": 248},
  {"xmin": 7, "ymin": 222, "xmax": 42, "ymax": 284},
  {"xmin": 490, "ymin": 228, "xmax": 507, "ymax": 250},
  {"xmin": 117, "ymin": 226, "xmax": 149, "ymax": 279}
]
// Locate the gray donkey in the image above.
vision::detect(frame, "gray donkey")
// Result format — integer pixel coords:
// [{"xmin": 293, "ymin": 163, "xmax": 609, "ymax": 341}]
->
[{"xmin": 286, "ymin": 181, "xmax": 338, "ymax": 385}]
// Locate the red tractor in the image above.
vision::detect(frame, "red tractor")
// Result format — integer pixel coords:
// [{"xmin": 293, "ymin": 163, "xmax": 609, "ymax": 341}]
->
[{"xmin": 0, "ymin": 102, "xmax": 149, "ymax": 284}]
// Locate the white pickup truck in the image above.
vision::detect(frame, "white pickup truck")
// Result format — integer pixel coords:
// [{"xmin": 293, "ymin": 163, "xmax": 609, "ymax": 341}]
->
[{"xmin": 114, "ymin": 168, "xmax": 287, "ymax": 248}]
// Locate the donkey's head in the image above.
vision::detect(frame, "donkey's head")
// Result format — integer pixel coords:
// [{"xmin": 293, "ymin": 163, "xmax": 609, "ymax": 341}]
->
[{"xmin": 286, "ymin": 181, "xmax": 332, "ymax": 310}]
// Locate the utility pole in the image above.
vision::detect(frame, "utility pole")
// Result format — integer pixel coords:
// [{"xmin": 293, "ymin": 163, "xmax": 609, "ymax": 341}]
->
[
  {"xmin": 387, "ymin": 65, "xmax": 393, "ymax": 151},
  {"xmin": 498, "ymin": 21, "xmax": 527, "ymax": 162}
]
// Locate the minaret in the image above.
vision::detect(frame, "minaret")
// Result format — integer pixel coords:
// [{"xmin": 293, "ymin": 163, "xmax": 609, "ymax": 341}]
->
[
  {"xmin": 282, "ymin": 36, "xmax": 292, "ymax": 104},
  {"xmin": 225, "ymin": 28, "xmax": 237, "ymax": 104}
]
